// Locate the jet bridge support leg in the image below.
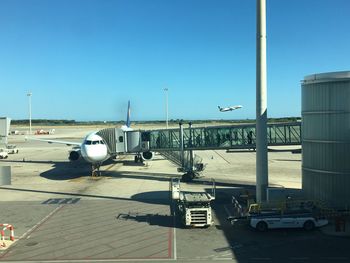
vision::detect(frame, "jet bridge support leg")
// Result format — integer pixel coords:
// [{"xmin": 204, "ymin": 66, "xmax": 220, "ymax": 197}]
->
[
  {"xmin": 181, "ymin": 149, "xmax": 196, "ymax": 182},
  {"xmin": 181, "ymin": 122, "xmax": 197, "ymax": 182}
]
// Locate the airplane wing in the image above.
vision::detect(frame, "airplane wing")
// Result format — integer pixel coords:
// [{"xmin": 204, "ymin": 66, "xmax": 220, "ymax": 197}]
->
[
  {"xmin": 233, "ymin": 105, "xmax": 243, "ymax": 109},
  {"xmin": 26, "ymin": 137, "xmax": 81, "ymax": 147}
]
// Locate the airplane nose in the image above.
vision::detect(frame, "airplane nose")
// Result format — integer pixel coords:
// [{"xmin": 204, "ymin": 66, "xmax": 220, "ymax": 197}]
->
[{"xmin": 82, "ymin": 145, "xmax": 108, "ymax": 163}]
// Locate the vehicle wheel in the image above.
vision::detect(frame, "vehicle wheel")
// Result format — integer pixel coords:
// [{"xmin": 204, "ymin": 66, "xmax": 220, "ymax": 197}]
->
[
  {"xmin": 181, "ymin": 173, "xmax": 188, "ymax": 182},
  {"xmin": 189, "ymin": 172, "xmax": 195, "ymax": 179},
  {"xmin": 181, "ymin": 173, "xmax": 193, "ymax": 182},
  {"xmin": 134, "ymin": 155, "xmax": 138, "ymax": 163},
  {"xmin": 256, "ymin": 221, "xmax": 268, "ymax": 232},
  {"xmin": 303, "ymin": 220, "xmax": 315, "ymax": 231}
]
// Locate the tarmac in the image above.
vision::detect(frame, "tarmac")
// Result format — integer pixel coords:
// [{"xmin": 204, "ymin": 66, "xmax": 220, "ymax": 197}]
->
[{"xmin": 0, "ymin": 126, "xmax": 349, "ymax": 263}]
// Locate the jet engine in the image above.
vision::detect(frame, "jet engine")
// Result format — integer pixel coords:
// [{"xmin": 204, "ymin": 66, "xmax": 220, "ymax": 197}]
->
[
  {"xmin": 69, "ymin": 149, "xmax": 81, "ymax": 161},
  {"xmin": 141, "ymin": 151, "xmax": 154, "ymax": 161}
]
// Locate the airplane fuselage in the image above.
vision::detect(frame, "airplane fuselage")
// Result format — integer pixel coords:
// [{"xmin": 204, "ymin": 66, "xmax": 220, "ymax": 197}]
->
[
  {"xmin": 218, "ymin": 105, "xmax": 243, "ymax": 112},
  {"xmin": 80, "ymin": 132, "xmax": 109, "ymax": 164}
]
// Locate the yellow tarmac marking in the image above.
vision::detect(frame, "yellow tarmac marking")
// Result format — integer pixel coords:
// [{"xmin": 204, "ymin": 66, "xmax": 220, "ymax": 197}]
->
[
  {"xmin": 105, "ymin": 162, "xmax": 118, "ymax": 171},
  {"xmin": 68, "ymin": 176, "xmax": 86, "ymax": 182},
  {"xmin": 0, "ymin": 240, "xmax": 16, "ymax": 250}
]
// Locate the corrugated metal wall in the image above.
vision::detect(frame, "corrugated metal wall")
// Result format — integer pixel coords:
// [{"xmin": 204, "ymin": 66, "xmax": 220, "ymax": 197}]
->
[{"xmin": 302, "ymin": 72, "xmax": 350, "ymax": 208}]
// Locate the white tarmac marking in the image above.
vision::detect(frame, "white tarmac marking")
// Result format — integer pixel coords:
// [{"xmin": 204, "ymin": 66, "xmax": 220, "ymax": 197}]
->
[
  {"xmin": 213, "ymin": 150, "xmax": 231, "ymax": 164},
  {"xmin": 173, "ymin": 226, "xmax": 177, "ymax": 260},
  {"xmin": 173, "ymin": 225, "xmax": 177, "ymax": 260},
  {"xmin": 19, "ymin": 205, "xmax": 63, "ymax": 240},
  {"xmin": 220, "ymin": 252, "xmax": 233, "ymax": 257},
  {"xmin": 324, "ymin": 257, "xmax": 349, "ymax": 261},
  {"xmin": 181, "ymin": 257, "xmax": 233, "ymax": 261},
  {"xmin": 0, "ymin": 259, "xmax": 174, "ymax": 263},
  {"xmin": 289, "ymin": 257, "xmax": 309, "ymax": 260},
  {"xmin": 172, "ymin": 199, "xmax": 177, "ymax": 260}
]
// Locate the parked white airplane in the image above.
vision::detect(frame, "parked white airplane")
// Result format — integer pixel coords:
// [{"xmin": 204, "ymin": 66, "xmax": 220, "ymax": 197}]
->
[
  {"xmin": 27, "ymin": 101, "xmax": 137, "ymax": 176},
  {"xmin": 28, "ymin": 131, "xmax": 109, "ymax": 176},
  {"xmin": 218, "ymin": 105, "xmax": 243, "ymax": 112}
]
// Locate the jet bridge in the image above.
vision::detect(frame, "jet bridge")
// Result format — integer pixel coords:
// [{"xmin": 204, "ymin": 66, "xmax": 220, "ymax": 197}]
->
[
  {"xmin": 97, "ymin": 122, "xmax": 301, "ymax": 181},
  {"xmin": 96, "ymin": 128, "xmax": 150, "ymax": 156},
  {"xmin": 143, "ymin": 122, "xmax": 301, "ymax": 151}
]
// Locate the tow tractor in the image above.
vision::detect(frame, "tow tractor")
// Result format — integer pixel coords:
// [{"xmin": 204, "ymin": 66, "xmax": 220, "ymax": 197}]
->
[
  {"xmin": 0, "ymin": 149, "xmax": 8, "ymax": 159},
  {"xmin": 249, "ymin": 210, "xmax": 328, "ymax": 231},
  {"xmin": 6, "ymin": 145, "xmax": 18, "ymax": 154},
  {"xmin": 228, "ymin": 197, "xmax": 329, "ymax": 231}
]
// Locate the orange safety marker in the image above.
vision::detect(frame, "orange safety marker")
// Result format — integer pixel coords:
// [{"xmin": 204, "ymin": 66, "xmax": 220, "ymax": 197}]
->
[
  {"xmin": 0, "ymin": 224, "xmax": 15, "ymax": 242},
  {"xmin": 0, "ymin": 228, "xmax": 6, "ymax": 248}
]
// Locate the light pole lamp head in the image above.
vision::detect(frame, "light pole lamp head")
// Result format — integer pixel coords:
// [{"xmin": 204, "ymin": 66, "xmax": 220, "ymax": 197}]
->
[{"xmin": 27, "ymin": 92, "xmax": 32, "ymax": 97}]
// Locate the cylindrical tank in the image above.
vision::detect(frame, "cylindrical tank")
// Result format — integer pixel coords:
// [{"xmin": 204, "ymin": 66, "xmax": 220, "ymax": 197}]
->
[{"xmin": 302, "ymin": 71, "xmax": 350, "ymax": 208}]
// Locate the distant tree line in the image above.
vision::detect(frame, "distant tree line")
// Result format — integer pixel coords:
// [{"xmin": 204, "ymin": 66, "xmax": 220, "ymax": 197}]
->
[
  {"xmin": 11, "ymin": 117, "xmax": 301, "ymax": 126},
  {"xmin": 12, "ymin": 119, "xmax": 125, "ymax": 125}
]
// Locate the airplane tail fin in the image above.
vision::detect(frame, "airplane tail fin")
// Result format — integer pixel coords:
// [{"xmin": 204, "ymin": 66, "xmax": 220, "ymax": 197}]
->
[
  {"xmin": 218, "ymin": 106, "xmax": 221, "ymax": 110},
  {"xmin": 126, "ymin": 100, "xmax": 131, "ymax": 128}
]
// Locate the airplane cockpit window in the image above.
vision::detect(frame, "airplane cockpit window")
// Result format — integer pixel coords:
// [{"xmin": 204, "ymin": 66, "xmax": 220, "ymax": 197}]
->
[
  {"xmin": 85, "ymin": 140, "xmax": 92, "ymax": 145},
  {"xmin": 99, "ymin": 140, "xmax": 105, "ymax": 144},
  {"xmin": 92, "ymin": 141, "xmax": 99, "ymax": 145}
]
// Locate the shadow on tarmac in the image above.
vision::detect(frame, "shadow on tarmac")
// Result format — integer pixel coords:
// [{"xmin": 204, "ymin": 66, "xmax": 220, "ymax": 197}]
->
[
  {"xmin": 274, "ymin": 159, "xmax": 301, "ymax": 162},
  {"xmin": 116, "ymin": 212, "xmax": 174, "ymax": 228},
  {"xmin": 226, "ymin": 148, "xmax": 301, "ymax": 153},
  {"xmin": 2, "ymin": 159, "xmax": 91, "ymax": 180},
  {"xmin": 0, "ymin": 186, "xmax": 176, "ymax": 228},
  {"xmin": 0, "ymin": 185, "xmax": 170, "ymax": 204}
]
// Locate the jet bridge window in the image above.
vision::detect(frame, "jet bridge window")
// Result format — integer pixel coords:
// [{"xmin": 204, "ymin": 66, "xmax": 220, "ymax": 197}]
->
[
  {"xmin": 141, "ymin": 132, "xmax": 150, "ymax": 141},
  {"xmin": 119, "ymin": 136, "xmax": 124, "ymax": 143}
]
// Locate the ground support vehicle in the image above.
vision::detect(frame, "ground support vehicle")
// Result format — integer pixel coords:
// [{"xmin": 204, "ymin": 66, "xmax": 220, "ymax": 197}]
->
[
  {"xmin": 0, "ymin": 150, "xmax": 8, "ymax": 159},
  {"xmin": 171, "ymin": 178, "xmax": 215, "ymax": 227},
  {"xmin": 6, "ymin": 145, "xmax": 18, "ymax": 154},
  {"xmin": 250, "ymin": 211, "xmax": 328, "ymax": 231},
  {"xmin": 177, "ymin": 192, "xmax": 214, "ymax": 227},
  {"xmin": 228, "ymin": 196, "xmax": 329, "ymax": 231},
  {"xmin": 229, "ymin": 210, "xmax": 328, "ymax": 232},
  {"xmin": 34, "ymin": 129, "xmax": 55, "ymax": 135}
]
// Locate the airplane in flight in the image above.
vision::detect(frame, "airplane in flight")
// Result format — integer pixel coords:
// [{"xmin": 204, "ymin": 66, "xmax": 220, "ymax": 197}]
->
[
  {"xmin": 218, "ymin": 105, "xmax": 243, "ymax": 112},
  {"xmin": 27, "ymin": 101, "xmax": 147, "ymax": 176}
]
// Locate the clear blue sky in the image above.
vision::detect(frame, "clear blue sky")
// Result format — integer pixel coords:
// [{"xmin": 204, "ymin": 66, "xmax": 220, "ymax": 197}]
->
[{"xmin": 1, "ymin": 0, "xmax": 349, "ymax": 121}]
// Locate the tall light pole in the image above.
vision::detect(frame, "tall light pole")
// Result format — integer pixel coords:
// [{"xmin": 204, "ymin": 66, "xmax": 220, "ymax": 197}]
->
[
  {"xmin": 256, "ymin": 0, "xmax": 268, "ymax": 203},
  {"xmin": 164, "ymin": 87, "xmax": 169, "ymax": 129},
  {"xmin": 27, "ymin": 92, "xmax": 32, "ymax": 135}
]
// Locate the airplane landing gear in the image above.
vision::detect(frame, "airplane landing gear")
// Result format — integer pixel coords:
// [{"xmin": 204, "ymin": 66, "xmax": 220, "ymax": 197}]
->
[
  {"xmin": 92, "ymin": 163, "xmax": 102, "ymax": 177},
  {"xmin": 134, "ymin": 154, "xmax": 144, "ymax": 164}
]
